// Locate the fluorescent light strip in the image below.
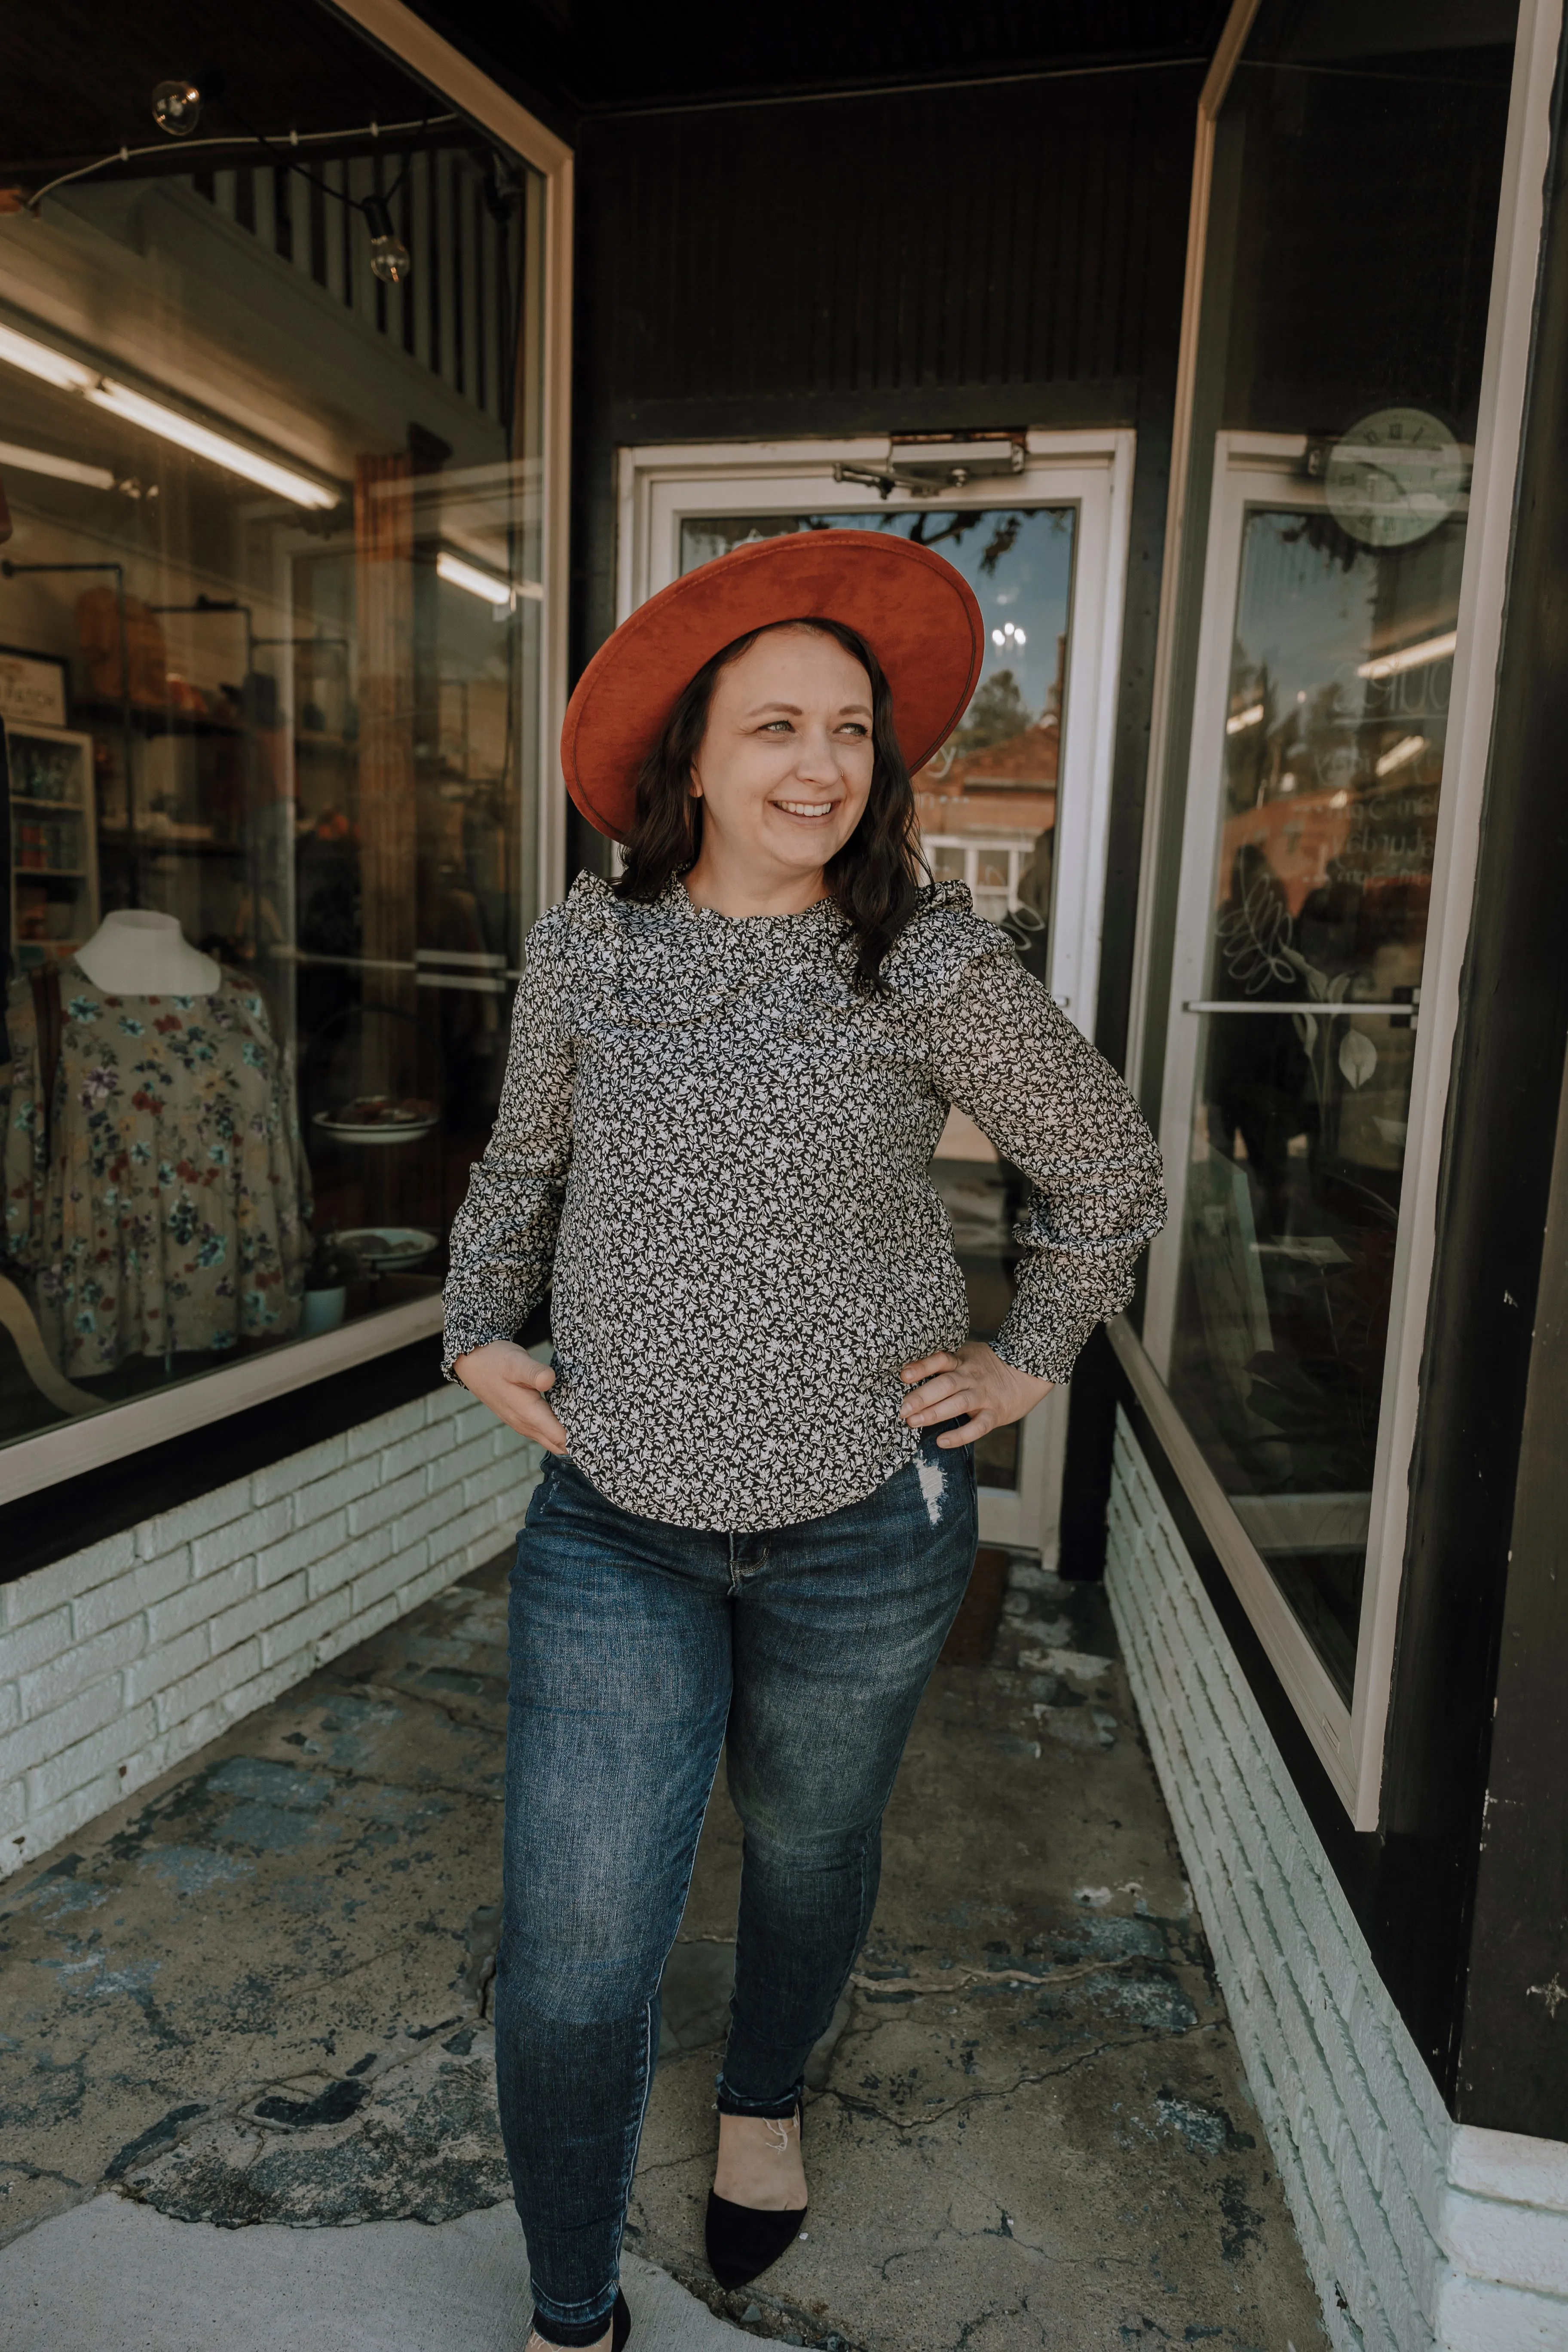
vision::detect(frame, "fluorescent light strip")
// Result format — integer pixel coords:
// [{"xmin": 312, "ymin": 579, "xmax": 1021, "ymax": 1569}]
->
[
  {"xmin": 86, "ymin": 383, "xmax": 337, "ymax": 510},
  {"xmin": 0, "ymin": 438, "xmax": 114, "ymax": 490},
  {"xmin": 0, "ymin": 322, "xmax": 96, "ymax": 392},
  {"xmin": 0, "ymin": 318, "xmax": 337, "ymax": 511},
  {"xmin": 1375, "ymin": 734, "xmax": 1426, "ymax": 778},
  {"xmin": 1357, "ymin": 630, "xmax": 1458, "ymax": 681},
  {"xmin": 437, "ymin": 551, "xmax": 514, "ymax": 606}
]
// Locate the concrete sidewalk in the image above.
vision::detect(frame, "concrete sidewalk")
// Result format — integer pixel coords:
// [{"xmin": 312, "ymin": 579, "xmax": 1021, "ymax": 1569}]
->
[
  {"xmin": 0, "ymin": 2196, "xmax": 745, "ymax": 2351},
  {"xmin": 0, "ymin": 1547, "xmax": 1326, "ymax": 2350}
]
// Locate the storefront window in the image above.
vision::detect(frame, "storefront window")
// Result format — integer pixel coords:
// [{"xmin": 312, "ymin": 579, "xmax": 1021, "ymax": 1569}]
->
[
  {"xmin": 1138, "ymin": 2, "xmax": 1517, "ymax": 1698},
  {"xmin": 0, "ymin": 23, "xmax": 547, "ymax": 1452},
  {"xmin": 680, "ymin": 506, "xmax": 1075, "ymax": 1493}
]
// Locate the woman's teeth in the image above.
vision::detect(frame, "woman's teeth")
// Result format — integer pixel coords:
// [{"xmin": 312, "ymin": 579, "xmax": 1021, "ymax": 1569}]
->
[{"xmin": 775, "ymin": 799, "xmax": 835, "ymax": 818}]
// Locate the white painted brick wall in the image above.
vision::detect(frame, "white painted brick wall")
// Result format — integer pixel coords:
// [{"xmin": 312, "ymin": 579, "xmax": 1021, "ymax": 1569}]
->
[
  {"xmin": 0, "ymin": 1385, "xmax": 542, "ymax": 1880},
  {"xmin": 1104, "ymin": 1408, "xmax": 1568, "ymax": 2352}
]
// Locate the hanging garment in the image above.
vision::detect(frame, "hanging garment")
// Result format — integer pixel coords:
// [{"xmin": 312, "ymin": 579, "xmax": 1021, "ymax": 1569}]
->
[{"xmin": 3, "ymin": 962, "xmax": 310, "ymax": 1376}]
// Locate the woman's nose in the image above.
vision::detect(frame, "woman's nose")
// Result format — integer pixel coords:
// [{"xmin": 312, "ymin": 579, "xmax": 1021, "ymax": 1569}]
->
[{"xmin": 793, "ymin": 728, "xmax": 842, "ymax": 780}]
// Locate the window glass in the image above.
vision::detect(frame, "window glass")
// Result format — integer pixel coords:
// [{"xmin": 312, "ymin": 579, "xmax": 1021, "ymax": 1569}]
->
[
  {"xmin": 1173, "ymin": 512, "xmax": 1461, "ymax": 1694},
  {"xmin": 0, "ymin": 33, "xmax": 546, "ymax": 1451},
  {"xmin": 1140, "ymin": 0, "xmax": 1517, "ymax": 1697},
  {"xmin": 679, "ymin": 505, "xmax": 1075, "ymax": 1491}
]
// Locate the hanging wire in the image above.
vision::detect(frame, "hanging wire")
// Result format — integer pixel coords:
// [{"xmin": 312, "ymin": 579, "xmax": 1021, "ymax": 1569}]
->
[
  {"xmin": 25, "ymin": 114, "xmax": 459, "ymax": 217},
  {"xmin": 212, "ymin": 99, "xmax": 430, "ymax": 218}
]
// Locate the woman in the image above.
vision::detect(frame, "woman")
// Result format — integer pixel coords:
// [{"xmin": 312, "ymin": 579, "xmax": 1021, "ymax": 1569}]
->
[{"xmin": 444, "ymin": 530, "xmax": 1164, "ymax": 2351}]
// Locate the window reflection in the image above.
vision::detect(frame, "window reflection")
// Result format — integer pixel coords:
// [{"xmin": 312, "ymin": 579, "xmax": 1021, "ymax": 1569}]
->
[
  {"xmin": 0, "ymin": 126, "xmax": 545, "ymax": 1447},
  {"xmin": 1169, "ymin": 510, "xmax": 1463, "ymax": 1695}
]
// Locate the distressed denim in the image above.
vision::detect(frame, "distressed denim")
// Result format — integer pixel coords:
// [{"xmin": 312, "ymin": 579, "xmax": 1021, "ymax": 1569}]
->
[{"xmin": 495, "ymin": 1427, "xmax": 978, "ymax": 2346}]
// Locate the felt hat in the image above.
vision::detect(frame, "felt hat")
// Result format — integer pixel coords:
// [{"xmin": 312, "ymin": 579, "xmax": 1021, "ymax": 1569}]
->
[{"xmin": 561, "ymin": 528, "xmax": 986, "ymax": 842}]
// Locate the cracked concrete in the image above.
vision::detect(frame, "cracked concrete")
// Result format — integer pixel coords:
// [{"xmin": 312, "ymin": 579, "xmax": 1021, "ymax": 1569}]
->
[{"xmin": 0, "ymin": 1548, "xmax": 1326, "ymax": 2351}]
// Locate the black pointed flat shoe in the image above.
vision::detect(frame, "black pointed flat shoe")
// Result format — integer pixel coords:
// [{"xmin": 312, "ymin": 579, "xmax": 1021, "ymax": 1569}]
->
[
  {"xmin": 705, "ymin": 2189, "xmax": 807, "ymax": 2288},
  {"xmin": 705, "ymin": 2106, "xmax": 808, "ymax": 2289}
]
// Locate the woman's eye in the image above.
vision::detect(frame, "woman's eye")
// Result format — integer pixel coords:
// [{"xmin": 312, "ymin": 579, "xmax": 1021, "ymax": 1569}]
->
[
  {"xmin": 838, "ymin": 722, "xmax": 869, "ymax": 737},
  {"xmin": 760, "ymin": 719, "xmax": 794, "ymax": 733}
]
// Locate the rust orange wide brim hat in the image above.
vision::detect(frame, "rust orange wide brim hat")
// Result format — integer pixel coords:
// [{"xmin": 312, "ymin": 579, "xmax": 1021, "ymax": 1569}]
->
[{"xmin": 560, "ymin": 528, "xmax": 986, "ymax": 842}]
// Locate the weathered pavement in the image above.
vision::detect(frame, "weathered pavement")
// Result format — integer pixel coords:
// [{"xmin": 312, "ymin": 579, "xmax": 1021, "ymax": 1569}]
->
[{"xmin": 0, "ymin": 1542, "xmax": 1327, "ymax": 2351}]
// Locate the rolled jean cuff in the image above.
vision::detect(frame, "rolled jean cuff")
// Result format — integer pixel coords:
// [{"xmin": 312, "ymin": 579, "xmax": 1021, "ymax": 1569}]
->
[
  {"xmin": 714, "ymin": 2070, "xmax": 804, "ymax": 2121},
  {"xmin": 530, "ymin": 2291, "xmax": 619, "ymax": 2347}
]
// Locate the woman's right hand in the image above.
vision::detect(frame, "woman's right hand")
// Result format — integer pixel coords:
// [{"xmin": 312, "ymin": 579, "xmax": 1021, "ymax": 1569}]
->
[{"xmin": 453, "ymin": 1341, "xmax": 570, "ymax": 1455}]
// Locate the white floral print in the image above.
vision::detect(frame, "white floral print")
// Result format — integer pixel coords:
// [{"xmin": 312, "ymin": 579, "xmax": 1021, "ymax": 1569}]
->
[{"xmin": 442, "ymin": 874, "xmax": 1164, "ymax": 1531}]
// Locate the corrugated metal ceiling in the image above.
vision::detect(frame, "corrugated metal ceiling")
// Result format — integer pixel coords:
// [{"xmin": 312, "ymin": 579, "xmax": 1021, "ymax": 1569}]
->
[{"xmin": 430, "ymin": 0, "xmax": 1231, "ymax": 116}]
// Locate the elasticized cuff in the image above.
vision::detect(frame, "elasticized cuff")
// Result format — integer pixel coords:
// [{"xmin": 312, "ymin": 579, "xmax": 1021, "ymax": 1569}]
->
[
  {"xmin": 989, "ymin": 1322, "xmax": 1096, "ymax": 1389},
  {"xmin": 441, "ymin": 1324, "xmax": 516, "ymax": 1381}
]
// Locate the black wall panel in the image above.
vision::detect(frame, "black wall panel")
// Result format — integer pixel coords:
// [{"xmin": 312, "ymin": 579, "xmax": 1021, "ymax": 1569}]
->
[{"xmin": 570, "ymin": 66, "xmax": 1202, "ymax": 911}]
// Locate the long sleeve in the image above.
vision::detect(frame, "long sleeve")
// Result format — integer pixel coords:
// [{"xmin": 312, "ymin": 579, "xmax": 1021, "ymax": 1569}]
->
[
  {"xmin": 929, "ymin": 942, "xmax": 1166, "ymax": 1384},
  {"xmin": 441, "ymin": 923, "xmax": 579, "ymax": 1375}
]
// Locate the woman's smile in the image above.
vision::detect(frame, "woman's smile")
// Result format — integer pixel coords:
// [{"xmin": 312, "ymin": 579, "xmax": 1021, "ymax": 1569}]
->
[{"xmin": 772, "ymin": 795, "xmax": 840, "ymax": 821}]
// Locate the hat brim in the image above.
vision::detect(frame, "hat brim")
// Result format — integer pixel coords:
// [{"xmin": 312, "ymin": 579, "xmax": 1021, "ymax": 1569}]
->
[{"xmin": 561, "ymin": 528, "xmax": 986, "ymax": 843}]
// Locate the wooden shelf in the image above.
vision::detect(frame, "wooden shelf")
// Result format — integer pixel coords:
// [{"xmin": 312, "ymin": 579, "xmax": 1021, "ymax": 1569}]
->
[
  {"xmin": 99, "ymin": 831, "xmax": 245, "ymax": 860},
  {"xmin": 76, "ymin": 696, "xmax": 244, "ymax": 739},
  {"xmin": 7, "ymin": 721, "xmax": 98, "ymax": 974}
]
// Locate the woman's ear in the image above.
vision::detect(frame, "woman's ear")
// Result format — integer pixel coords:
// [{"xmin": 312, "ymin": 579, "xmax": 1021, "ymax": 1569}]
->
[{"xmin": 688, "ymin": 766, "xmax": 704, "ymax": 800}]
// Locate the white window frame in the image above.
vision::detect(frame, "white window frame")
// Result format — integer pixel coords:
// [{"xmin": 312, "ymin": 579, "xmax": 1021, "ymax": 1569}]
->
[
  {"xmin": 1115, "ymin": 0, "xmax": 1560, "ymax": 1827},
  {"xmin": 620, "ymin": 429, "xmax": 1133, "ymax": 1037},
  {"xmin": 0, "ymin": 0, "xmax": 574, "ymax": 1507},
  {"xmin": 617, "ymin": 431, "xmax": 1135, "ymax": 1554}
]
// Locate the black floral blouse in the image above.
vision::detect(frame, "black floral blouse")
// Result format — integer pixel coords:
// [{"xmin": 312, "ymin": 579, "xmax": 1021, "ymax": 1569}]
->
[{"xmin": 442, "ymin": 874, "xmax": 1164, "ymax": 1531}]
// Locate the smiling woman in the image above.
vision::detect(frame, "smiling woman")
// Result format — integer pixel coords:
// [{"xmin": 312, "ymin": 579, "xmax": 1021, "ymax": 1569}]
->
[
  {"xmin": 442, "ymin": 527, "xmax": 1165, "ymax": 2352},
  {"xmin": 688, "ymin": 624, "xmax": 876, "ymax": 888},
  {"xmin": 619, "ymin": 618, "xmax": 910, "ymax": 980}
]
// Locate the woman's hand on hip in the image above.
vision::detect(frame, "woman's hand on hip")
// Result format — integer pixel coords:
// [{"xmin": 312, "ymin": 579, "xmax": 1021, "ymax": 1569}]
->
[
  {"xmin": 898, "ymin": 1342, "xmax": 1053, "ymax": 1450},
  {"xmin": 453, "ymin": 1341, "xmax": 570, "ymax": 1455}
]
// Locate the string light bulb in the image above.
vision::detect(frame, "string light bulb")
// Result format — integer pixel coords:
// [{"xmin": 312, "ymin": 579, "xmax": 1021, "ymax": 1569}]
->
[
  {"xmin": 362, "ymin": 194, "xmax": 411, "ymax": 287},
  {"xmin": 152, "ymin": 80, "xmax": 203, "ymax": 137}
]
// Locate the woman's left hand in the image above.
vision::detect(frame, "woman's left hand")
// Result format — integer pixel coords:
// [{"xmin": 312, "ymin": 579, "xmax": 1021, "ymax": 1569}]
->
[{"xmin": 899, "ymin": 1342, "xmax": 1053, "ymax": 1449}]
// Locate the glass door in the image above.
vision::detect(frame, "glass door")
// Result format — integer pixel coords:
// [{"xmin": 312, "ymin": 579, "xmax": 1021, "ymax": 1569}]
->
[
  {"xmin": 1145, "ymin": 435, "xmax": 1466, "ymax": 1701},
  {"xmin": 625, "ymin": 435, "xmax": 1134, "ymax": 1551}
]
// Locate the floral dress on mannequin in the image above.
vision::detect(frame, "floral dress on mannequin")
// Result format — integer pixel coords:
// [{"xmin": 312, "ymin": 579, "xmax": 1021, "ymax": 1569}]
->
[{"xmin": 3, "ymin": 965, "xmax": 310, "ymax": 1378}]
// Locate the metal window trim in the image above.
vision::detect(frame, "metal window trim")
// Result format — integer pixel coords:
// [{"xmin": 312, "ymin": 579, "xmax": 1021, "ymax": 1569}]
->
[
  {"xmin": 1120, "ymin": 0, "xmax": 1563, "ymax": 1830},
  {"xmin": 328, "ymin": 0, "xmax": 574, "ymax": 920},
  {"xmin": 0, "ymin": 1295, "xmax": 444, "ymax": 1507},
  {"xmin": 1107, "ymin": 1312, "xmax": 1357, "ymax": 1810}
]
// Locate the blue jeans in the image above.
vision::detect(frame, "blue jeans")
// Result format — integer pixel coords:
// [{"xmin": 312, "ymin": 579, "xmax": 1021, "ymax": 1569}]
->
[{"xmin": 496, "ymin": 1429, "xmax": 978, "ymax": 2346}]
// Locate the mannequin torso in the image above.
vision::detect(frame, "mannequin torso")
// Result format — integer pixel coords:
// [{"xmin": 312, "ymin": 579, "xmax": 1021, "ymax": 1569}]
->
[{"xmin": 75, "ymin": 910, "xmax": 220, "ymax": 996}]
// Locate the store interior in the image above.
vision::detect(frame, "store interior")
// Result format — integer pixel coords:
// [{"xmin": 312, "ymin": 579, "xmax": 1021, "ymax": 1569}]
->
[{"xmin": 0, "ymin": 3, "xmax": 545, "ymax": 1444}]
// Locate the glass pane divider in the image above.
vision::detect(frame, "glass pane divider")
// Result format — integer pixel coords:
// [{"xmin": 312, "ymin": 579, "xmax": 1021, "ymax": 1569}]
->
[{"xmin": 1181, "ymin": 1000, "xmax": 1416, "ymax": 1018}]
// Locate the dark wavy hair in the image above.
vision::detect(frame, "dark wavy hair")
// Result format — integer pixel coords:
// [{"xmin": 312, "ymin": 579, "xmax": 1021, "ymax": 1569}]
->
[{"xmin": 613, "ymin": 616, "xmax": 929, "ymax": 989}]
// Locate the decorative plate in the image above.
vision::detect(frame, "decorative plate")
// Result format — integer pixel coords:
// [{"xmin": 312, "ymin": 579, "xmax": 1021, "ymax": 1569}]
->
[
  {"xmin": 313, "ymin": 1097, "xmax": 439, "ymax": 1146},
  {"xmin": 330, "ymin": 1226, "xmax": 440, "ymax": 1271}
]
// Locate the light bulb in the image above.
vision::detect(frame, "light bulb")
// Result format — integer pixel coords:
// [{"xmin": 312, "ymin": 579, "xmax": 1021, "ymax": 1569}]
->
[
  {"xmin": 991, "ymin": 628, "xmax": 1004, "ymax": 647},
  {"xmin": 362, "ymin": 195, "xmax": 411, "ymax": 287},
  {"xmin": 152, "ymin": 80, "xmax": 203, "ymax": 136},
  {"xmin": 1013, "ymin": 627, "xmax": 1026, "ymax": 645}
]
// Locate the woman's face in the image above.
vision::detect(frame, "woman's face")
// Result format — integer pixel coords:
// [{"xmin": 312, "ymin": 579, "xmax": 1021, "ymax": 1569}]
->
[{"xmin": 690, "ymin": 625, "xmax": 876, "ymax": 882}]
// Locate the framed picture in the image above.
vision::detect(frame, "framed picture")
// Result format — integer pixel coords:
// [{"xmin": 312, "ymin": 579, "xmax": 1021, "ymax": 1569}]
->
[{"xmin": 0, "ymin": 644, "xmax": 69, "ymax": 729}]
